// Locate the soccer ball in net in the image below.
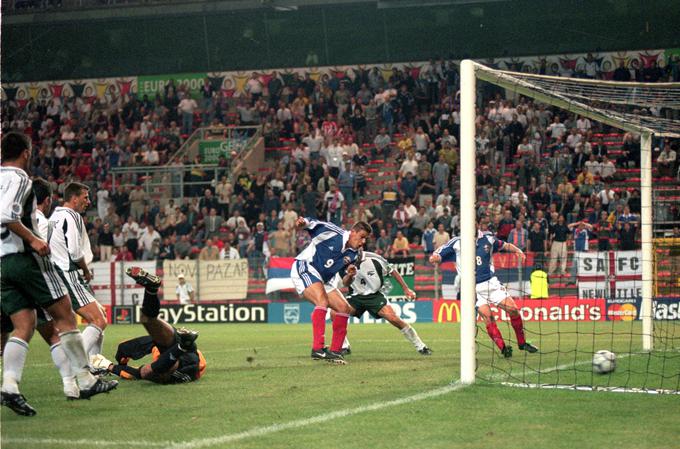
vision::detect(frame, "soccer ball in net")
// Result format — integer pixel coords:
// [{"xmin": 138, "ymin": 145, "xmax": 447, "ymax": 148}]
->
[{"xmin": 592, "ymin": 350, "xmax": 616, "ymax": 374}]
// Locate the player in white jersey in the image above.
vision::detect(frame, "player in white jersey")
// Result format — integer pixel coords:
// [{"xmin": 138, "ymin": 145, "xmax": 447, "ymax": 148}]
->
[
  {"xmin": 31, "ymin": 178, "xmax": 80, "ymax": 398},
  {"xmin": 337, "ymin": 251, "xmax": 432, "ymax": 355},
  {"xmin": 48, "ymin": 182, "xmax": 108, "ymax": 358},
  {"xmin": 0, "ymin": 132, "xmax": 117, "ymax": 416}
]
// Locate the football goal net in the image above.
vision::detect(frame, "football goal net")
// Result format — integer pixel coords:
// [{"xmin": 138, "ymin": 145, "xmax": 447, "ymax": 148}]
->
[{"xmin": 457, "ymin": 60, "xmax": 680, "ymax": 394}]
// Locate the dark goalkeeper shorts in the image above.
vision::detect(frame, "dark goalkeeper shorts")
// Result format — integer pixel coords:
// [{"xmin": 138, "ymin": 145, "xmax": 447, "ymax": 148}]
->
[{"xmin": 347, "ymin": 292, "xmax": 389, "ymax": 319}]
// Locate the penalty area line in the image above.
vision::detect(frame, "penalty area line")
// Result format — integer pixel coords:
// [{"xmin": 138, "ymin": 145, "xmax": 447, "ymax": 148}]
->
[{"xmin": 165, "ymin": 381, "xmax": 467, "ymax": 449}]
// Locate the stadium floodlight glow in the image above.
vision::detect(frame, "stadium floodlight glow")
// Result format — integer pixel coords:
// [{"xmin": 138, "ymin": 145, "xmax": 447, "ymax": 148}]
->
[{"xmin": 459, "ymin": 59, "xmax": 680, "ymax": 393}]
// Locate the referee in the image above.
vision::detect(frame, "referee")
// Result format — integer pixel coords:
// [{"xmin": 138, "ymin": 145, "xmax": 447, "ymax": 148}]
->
[{"xmin": 339, "ymin": 251, "xmax": 432, "ymax": 355}]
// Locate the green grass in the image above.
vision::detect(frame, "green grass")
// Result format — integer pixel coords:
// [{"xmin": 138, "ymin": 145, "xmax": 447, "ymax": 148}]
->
[{"xmin": 2, "ymin": 322, "xmax": 680, "ymax": 449}]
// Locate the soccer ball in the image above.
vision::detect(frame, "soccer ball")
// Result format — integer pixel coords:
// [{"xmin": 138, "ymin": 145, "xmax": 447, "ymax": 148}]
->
[{"xmin": 592, "ymin": 350, "xmax": 616, "ymax": 374}]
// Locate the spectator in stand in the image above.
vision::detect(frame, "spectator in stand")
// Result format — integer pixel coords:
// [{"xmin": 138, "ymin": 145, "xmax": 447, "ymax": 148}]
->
[
  {"xmin": 129, "ymin": 185, "xmax": 146, "ymax": 220},
  {"xmin": 548, "ymin": 215, "xmax": 569, "ymax": 276},
  {"xmin": 391, "ymin": 230, "xmax": 410, "ymax": 258},
  {"xmin": 432, "ymin": 153, "xmax": 450, "ymax": 197},
  {"xmin": 215, "ymin": 176, "xmax": 232, "ymax": 217},
  {"xmin": 175, "ymin": 235, "xmax": 192, "ymax": 259},
  {"xmin": 596, "ymin": 210, "xmax": 613, "ymax": 251},
  {"xmin": 507, "ymin": 220, "xmax": 528, "ymax": 251},
  {"xmin": 373, "ymin": 127, "xmax": 391, "ymax": 160},
  {"xmin": 159, "ymin": 236, "xmax": 176, "ymax": 261},
  {"xmin": 433, "ymin": 223, "xmax": 450, "ymax": 250},
  {"xmin": 613, "ymin": 61, "xmax": 632, "ymax": 81},
  {"xmin": 112, "ymin": 225, "xmax": 125, "ymax": 250},
  {"xmin": 400, "ymin": 172, "xmax": 418, "ymax": 202},
  {"xmin": 422, "ymin": 221, "xmax": 436, "ymax": 257},
  {"xmin": 219, "ymin": 239, "xmax": 240, "ymax": 260},
  {"xmin": 568, "ymin": 221, "xmax": 593, "ymax": 284},
  {"xmin": 392, "ymin": 203, "xmax": 411, "ymax": 238},
  {"xmin": 337, "ymin": 165, "xmax": 356, "ymax": 211},
  {"xmin": 399, "ymin": 152, "xmax": 419, "ymax": 178},
  {"xmin": 657, "ymin": 145, "xmax": 677, "ymax": 177},
  {"xmin": 98, "ymin": 223, "xmax": 114, "ymax": 262},
  {"xmin": 375, "ymin": 229, "xmax": 392, "ymax": 257},
  {"xmin": 178, "ymin": 95, "xmax": 198, "ymax": 135},
  {"xmin": 528, "ymin": 221, "xmax": 548, "ymax": 268},
  {"xmin": 139, "ymin": 224, "xmax": 161, "ymax": 261},
  {"xmin": 199, "ymin": 238, "xmax": 220, "ymax": 261},
  {"xmin": 205, "ymin": 208, "xmax": 224, "ymax": 239},
  {"xmin": 323, "ymin": 184, "xmax": 344, "ymax": 226},
  {"xmin": 497, "ymin": 209, "xmax": 515, "ymax": 241},
  {"xmin": 617, "ymin": 221, "xmax": 638, "ymax": 250},
  {"xmin": 122, "ymin": 215, "xmax": 140, "ymax": 254}
]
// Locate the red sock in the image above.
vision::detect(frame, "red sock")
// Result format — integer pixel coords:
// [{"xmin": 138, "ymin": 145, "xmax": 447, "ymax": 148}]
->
[
  {"xmin": 330, "ymin": 313, "xmax": 350, "ymax": 352},
  {"xmin": 485, "ymin": 321, "xmax": 506, "ymax": 351},
  {"xmin": 311, "ymin": 307, "xmax": 327, "ymax": 351},
  {"xmin": 510, "ymin": 314, "xmax": 526, "ymax": 346}
]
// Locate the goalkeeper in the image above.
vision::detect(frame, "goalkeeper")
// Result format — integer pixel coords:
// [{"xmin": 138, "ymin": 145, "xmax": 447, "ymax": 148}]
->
[
  {"xmin": 337, "ymin": 251, "xmax": 432, "ymax": 355},
  {"xmin": 91, "ymin": 267, "xmax": 206, "ymax": 383}
]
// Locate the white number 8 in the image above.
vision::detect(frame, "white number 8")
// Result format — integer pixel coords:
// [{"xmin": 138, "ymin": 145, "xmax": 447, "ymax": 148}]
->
[{"xmin": 476, "ymin": 256, "xmax": 482, "ymax": 266}]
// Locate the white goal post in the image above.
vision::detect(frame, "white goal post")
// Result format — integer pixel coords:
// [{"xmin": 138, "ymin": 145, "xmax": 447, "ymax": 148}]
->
[{"xmin": 458, "ymin": 59, "xmax": 680, "ymax": 385}]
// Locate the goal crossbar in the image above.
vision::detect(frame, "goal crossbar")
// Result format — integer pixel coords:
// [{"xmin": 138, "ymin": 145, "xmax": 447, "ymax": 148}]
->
[{"xmin": 473, "ymin": 62, "xmax": 680, "ymax": 138}]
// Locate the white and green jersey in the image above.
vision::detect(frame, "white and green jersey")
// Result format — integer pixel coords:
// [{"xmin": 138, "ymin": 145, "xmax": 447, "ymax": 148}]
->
[
  {"xmin": 0, "ymin": 166, "xmax": 37, "ymax": 257},
  {"xmin": 49, "ymin": 206, "xmax": 92, "ymax": 271},
  {"xmin": 347, "ymin": 251, "xmax": 394, "ymax": 296}
]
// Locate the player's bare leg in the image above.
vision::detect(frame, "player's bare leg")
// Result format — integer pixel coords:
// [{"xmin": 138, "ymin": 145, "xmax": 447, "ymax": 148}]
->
[
  {"xmin": 1, "ymin": 309, "xmax": 37, "ymax": 416},
  {"xmin": 377, "ymin": 305, "xmax": 432, "ymax": 355},
  {"xmin": 478, "ymin": 304, "xmax": 512, "ymax": 358},
  {"xmin": 77, "ymin": 301, "xmax": 107, "ymax": 356},
  {"xmin": 36, "ymin": 320, "xmax": 78, "ymax": 399},
  {"xmin": 45, "ymin": 296, "xmax": 118, "ymax": 398},
  {"xmin": 498, "ymin": 297, "xmax": 538, "ymax": 353}
]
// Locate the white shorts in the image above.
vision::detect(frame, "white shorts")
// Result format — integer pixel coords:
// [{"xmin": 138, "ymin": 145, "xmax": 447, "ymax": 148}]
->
[
  {"xmin": 475, "ymin": 277, "xmax": 510, "ymax": 308},
  {"xmin": 57, "ymin": 268, "xmax": 97, "ymax": 310},
  {"xmin": 291, "ymin": 260, "xmax": 340, "ymax": 296}
]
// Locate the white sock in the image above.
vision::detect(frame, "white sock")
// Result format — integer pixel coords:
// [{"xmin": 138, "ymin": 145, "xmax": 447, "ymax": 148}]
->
[
  {"xmin": 81, "ymin": 324, "xmax": 103, "ymax": 357},
  {"xmin": 401, "ymin": 326, "xmax": 426, "ymax": 351},
  {"xmin": 58, "ymin": 330, "xmax": 96, "ymax": 389},
  {"xmin": 94, "ymin": 331, "xmax": 105, "ymax": 356},
  {"xmin": 50, "ymin": 342, "xmax": 73, "ymax": 379},
  {"xmin": 2, "ymin": 337, "xmax": 29, "ymax": 395},
  {"xmin": 342, "ymin": 336, "xmax": 351, "ymax": 350}
]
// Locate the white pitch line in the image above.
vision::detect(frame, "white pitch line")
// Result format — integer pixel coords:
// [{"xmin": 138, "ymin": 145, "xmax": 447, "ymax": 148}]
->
[
  {"xmin": 164, "ymin": 382, "xmax": 466, "ymax": 449},
  {"xmin": 0, "ymin": 437, "xmax": 170, "ymax": 447}
]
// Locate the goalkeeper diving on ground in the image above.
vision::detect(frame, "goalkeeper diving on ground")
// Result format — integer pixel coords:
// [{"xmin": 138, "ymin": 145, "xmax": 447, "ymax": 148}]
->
[{"xmin": 90, "ymin": 267, "xmax": 206, "ymax": 383}]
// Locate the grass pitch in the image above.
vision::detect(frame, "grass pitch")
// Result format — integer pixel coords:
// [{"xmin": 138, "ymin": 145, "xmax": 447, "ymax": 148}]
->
[{"xmin": 2, "ymin": 322, "xmax": 679, "ymax": 449}]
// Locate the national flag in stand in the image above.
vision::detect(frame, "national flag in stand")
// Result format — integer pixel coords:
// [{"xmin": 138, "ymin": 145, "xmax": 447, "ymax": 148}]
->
[
  {"xmin": 441, "ymin": 253, "xmax": 534, "ymax": 300},
  {"xmin": 265, "ymin": 257, "xmax": 296, "ymax": 294}
]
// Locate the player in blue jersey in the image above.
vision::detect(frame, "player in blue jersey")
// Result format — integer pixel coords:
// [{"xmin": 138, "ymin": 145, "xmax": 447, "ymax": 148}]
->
[
  {"xmin": 429, "ymin": 230, "xmax": 538, "ymax": 357},
  {"xmin": 292, "ymin": 217, "xmax": 371, "ymax": 364}
]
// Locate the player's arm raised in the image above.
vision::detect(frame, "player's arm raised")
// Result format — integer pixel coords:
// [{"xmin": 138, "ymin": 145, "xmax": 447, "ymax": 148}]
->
[
  {"xmin": 341, "ymin": 264, "xmax": 357, "ymax": 287},
  {"xmin": 501, "ymin": 241, "xmax": 526, "ymax": 263}
]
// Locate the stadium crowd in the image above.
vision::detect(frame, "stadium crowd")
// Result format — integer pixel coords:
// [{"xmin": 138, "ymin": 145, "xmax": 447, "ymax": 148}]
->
[{"xmin": 2, "ymin": 56, "xmax": 679, "ymax": 282}]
